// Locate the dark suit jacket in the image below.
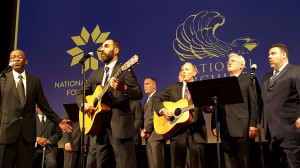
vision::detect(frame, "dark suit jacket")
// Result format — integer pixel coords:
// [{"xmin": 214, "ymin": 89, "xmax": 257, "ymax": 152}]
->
[
  {"xmin": 0, "ymin": 72, "xmax": 62, "ymax": 144},
  {"xmin": 36, "ymin": 116, "xmax": 62, "ymax": 153},
  {"xmin": 262, "ymin": 63, "xmax": 300, "ymax": 141},
  {"xmin": 212, "ymin": 73, "xmax": 261, "ymax": 137},
  {"xmin": 61, "ymin": 110, "xmax": 81, "ymax": 151},
  {"xmin": 152, "ymin": 82, "xmax": 207, "ymax": 143},
  {"xmin": 76, "ymin": 61, "xmax": 143, "ymax": 139},
  {"xmin": 130, "ymin": 100, "xmax": 143, "ymax": 145},
  {"xmin": 144, "ymin": 93, "xmax": 164, "ymax": 142}
]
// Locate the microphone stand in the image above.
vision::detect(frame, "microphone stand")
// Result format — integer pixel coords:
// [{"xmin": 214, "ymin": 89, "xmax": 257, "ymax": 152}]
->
[
  {"xmin": 0, "ymin": 66, "xmax": 11, "ymax": 78},
  {"xmin": 213, "ymin": 96, "xmax": 221, "ymax": 168},
  {"xmin": 0, "ymin": 71, "xmax": 6, "ymax": 78},
  {"xmin": 250, "ymin": 72, "xmax": 265, "ymax": 168},
  {"xmin": 78, "ymin": 57, "xmax": 89, "ymax": 168}
]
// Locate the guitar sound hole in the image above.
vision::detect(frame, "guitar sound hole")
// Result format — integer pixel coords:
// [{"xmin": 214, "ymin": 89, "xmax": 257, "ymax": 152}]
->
[
  {"xmin": 93, "ymin": 98, "xmax": 99, "ymax": 108},
  {"xmin": 174, "ymin": 108, "xmax": 182, "ymax": 116},
  {"xmin": 170, "ymin": 116, "xmax": 175, "ymax": 121}
]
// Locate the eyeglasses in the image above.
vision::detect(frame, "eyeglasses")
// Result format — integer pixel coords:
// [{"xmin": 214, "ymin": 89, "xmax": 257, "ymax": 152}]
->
[{"xmin": 226, "ymin": 60, "xmax": 240, "ymax": 64}]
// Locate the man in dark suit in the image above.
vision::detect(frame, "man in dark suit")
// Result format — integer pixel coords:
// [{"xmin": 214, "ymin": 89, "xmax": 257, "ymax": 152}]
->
[
  {"xmin": 76, "ymin": 39, "xmax": 143, "ymax": 168},
  {"xmin": 262, "ymin": 44, "xmax": 300, "ymax": 168},
  {"xmin": 211, "ymin": 53, "xmax": 262, "ymax": 168},
  {"xmin": 0, "ymin": 49, "xmax": 72, "ymax": 168},
  {"xmin": 130, "ymin": 100, "xmax": 144, "ymax": 168},
  {"xmin": 85, "ymin": 135, "xmax": 97, "ymax": 168},
  {"xmin": 34, "ymin": 106, "xmax": 62, "ymax": 168},
  {"xmin": 62, "ymin": 110, "xmax": 81, "ymax": 168},
  {"xmin": 131, "ymin": 100, "xmax": 143, "ymax": 147},
  {"xmin": 152, "ymin": 62, "xmax": 211, "ymax": 168},
  {"xmin": 141, "ymin": 77, "xmax": 166, "ymax": 168}
]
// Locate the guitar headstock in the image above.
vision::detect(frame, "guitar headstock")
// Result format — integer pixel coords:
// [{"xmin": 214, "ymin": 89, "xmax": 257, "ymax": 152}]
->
[{"xmin": 122, "ymin": 55, "xmax": 139, "ymax": 70}]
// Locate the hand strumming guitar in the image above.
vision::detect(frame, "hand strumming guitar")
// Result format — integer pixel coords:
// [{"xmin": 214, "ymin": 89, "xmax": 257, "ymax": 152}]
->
[
  {"xmin": 83, "ymin": 103, "xmax": 94, "ymax": 114},
  {"xmin": 110, "ymin": 77, "xmax": 128, "ymax": 93},
  {"xmin": 161, "ymin": 109, "xmax": 173, "ymax": 120}
]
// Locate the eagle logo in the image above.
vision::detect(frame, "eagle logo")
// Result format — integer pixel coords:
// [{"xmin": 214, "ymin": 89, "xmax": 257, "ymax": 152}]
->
[{"xmin": 173, "ymin": 11, "xmax": 259, "ymax": 61}]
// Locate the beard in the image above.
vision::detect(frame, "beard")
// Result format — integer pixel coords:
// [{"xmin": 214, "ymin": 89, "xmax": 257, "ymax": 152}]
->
[{"xmin": 102, "ymin": 52, "xmax": 114, "ymax": 64}]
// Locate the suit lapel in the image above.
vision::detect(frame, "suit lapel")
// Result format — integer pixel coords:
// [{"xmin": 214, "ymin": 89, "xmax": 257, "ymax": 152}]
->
[
  {"xmin": 237, "ymin": 73, "xmax": 244, "ymax": 82},
  {"xmin": 111, "ymin": 62, "xmax": 122, "ymax": 78},
  {"xmin": 178, "ymin": 82, "xmax": 183, "ymax": 100},
  {"xmin": 271, "ymin": 64, "xmax": 290, "ymax": 87},
  {"xmin": 144, "ymin": 99, "xmax": 149, "ymax": 111},
  {"xmin": 98, "ymin": 67, "xmax": 105, "ymax": 86},
  {"xmin": 6, "ymin": 72, "xmax": 20, "ymax": 102},
  {"xmin": 24, "ymin": 72, "xmax": 33, "ymax": 105},
  {"xmin": 144, "ymin": 96, "xmax": 153, "ymax": 111},
  {"xmin": 264, "ymin": 71, "xmax": 273, "ymax": 89}
]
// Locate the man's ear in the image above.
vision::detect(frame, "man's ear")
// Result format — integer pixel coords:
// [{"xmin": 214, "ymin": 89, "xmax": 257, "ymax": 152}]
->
[
  {"xmin": 193, "ymin": 71, "xmax": 197, "ymax": 77},
  {"xmin": 114, "ymin": 48, "xmax": 120, "ymax": 55},
  {"xmin": 282, "ymin": 52, "xmax": 287, "ymax": 59}
]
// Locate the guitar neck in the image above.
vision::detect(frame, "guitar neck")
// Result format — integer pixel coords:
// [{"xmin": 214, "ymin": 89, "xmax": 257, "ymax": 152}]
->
[
  {"xmin": 97, "ymin": 65, "xmax": 125, "ymax": 99},
  {"xmin": 181, "ymin": 104, "xmax": 195, "ymax": 112},
  {"xmin": 95, "ymin": 54, "xmax": 139, "ymax": 100}
]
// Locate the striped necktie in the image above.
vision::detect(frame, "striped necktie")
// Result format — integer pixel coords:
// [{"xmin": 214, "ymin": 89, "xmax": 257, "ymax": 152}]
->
[
  {"xmin": 184, "ymin": 85, "xmax": 191, "ymax": 100},
  {"xmin": 269, "ymin": 70, "xmax": 279, "ymax": 87},
  {"xmin": 103, "ymin": 67, "xmax": 110, "ymax": 85}
]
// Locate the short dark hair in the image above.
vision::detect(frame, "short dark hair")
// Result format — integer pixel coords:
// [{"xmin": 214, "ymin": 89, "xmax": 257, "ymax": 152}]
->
[
  {"xmin": 109, "ymin": 39, "xmax": 122, "ymax": 55},
  {"xmin": 144, "ymin": 77, "xmax": 157, "ymax": 84},
  {"xmin": 270, "ymin": 43, "xmax": 288, "ymax": 57}
]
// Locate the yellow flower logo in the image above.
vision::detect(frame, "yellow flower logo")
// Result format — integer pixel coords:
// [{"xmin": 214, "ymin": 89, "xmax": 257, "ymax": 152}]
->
[{"xmin": 67, "ymin": 25, "xmax": 110, "ymax": 71}]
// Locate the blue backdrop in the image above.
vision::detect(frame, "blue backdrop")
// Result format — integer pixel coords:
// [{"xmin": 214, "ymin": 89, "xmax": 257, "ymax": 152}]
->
[{"xmin": 17, "ymin": 0, "xmax": 300, "ymax": 118}]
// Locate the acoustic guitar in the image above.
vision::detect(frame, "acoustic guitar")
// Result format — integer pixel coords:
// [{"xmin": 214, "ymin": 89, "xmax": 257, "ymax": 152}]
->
[
  {"xmin": 154, "ymin": 98, "xmax": 194, "ymax": 137},
  {"xmin": 79, "ymin": 55, "xmax": 139, "ymax": 135}
]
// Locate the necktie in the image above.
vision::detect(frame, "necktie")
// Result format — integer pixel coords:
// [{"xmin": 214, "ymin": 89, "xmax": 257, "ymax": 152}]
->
[
  {"xmin": 103, "ymin": 67, "xmax": 110, "ymax": 85},
  {"xmin": 184, "ymin": 85, "xmax": 191, "ymax": 100},
  {"xmin": 17, "ymin": 75, "xmax": 25, "ymax": 105},
  {"xmin": 144, "ymin": 96, "xmax": 151, "ymax": 109},
  {"xmin": 146, "ymin": 96, "xmax": 151, "ymax": 103},
  {"xmin": 41, "ymin": 116, "xmax": 46, "ymax": 137},
  {"xmin": 269, "ymin": 70, "xmax": 279, "ymax": 87},
  {"xmin": 41, "ymin": 116, "xmax": 46, "ymax": 126}
]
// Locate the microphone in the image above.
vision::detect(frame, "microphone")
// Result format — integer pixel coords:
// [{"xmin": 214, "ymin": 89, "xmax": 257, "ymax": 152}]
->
[
  {"xmin": 0, "ymin": 62, "xmax": 16, "ymax": 78},
  {"xmin": 79, "ymin": 52, "xmax": 94, "ymax": 64},
  {"xmin": 250, "ymin": 64, "xmax": 257, "ymax": 79}
]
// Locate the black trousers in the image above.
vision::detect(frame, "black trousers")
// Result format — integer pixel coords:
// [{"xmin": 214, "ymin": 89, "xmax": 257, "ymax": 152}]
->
[
  {"xmin": 269, "ymin": 139, "xmax": 300, "ymax": 168},
  {"xmin": 0, "ymin": 132, "xmax": 35, "ymax": 168},
  {"xmin": 170, "ymin": 131, "xmax": 205, "ymax": 168},
  {"xmin": 221, "ymin": 137, "xmax": 253, "ymax": 168},
  {"xmin": 95, "ymin": 126, "xmax": 137, "ymax": 168}
]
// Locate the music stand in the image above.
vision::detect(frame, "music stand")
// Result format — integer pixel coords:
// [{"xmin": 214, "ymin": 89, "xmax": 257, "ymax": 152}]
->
[
  {"xmin": 187, "ymin": 76, "xmax": 244, "ymax": 168},
  {"xmin": 63, "ymin": 103, "xmax": 79, "ymax": 122}
]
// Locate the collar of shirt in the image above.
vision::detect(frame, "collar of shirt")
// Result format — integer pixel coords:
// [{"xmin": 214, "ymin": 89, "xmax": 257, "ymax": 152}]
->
[
  {"xmin": 102, "ymin": 60, "xmax": 117, "ymax": 85},
  {"xmin": 182, "ymin": 82, "xmax": 187, "ymax": 99},
  {"xmin": 38, "ymin": 114, "xmax": 46, "ymax": 122},
  {"xmin": 148, "ymin": 91, "xmax": 156, "ymax": 98},
  {"xmin": 12, "ymin": 70, "xmax": 26, "ymax": 81},
  {"xmin": 105, "ymin": 60, "xmax": 118, "ymax": 74},
  {"xmin": 274, "ymin": 61, "xmax": 288, "ymax": 75},
  {"xmin": 230, "ymin": 72, "xmax": 241, "ymax": 77},
  {"xmin": 147, "ymin": 91, "xmax": 156, "ymax": 102}
]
